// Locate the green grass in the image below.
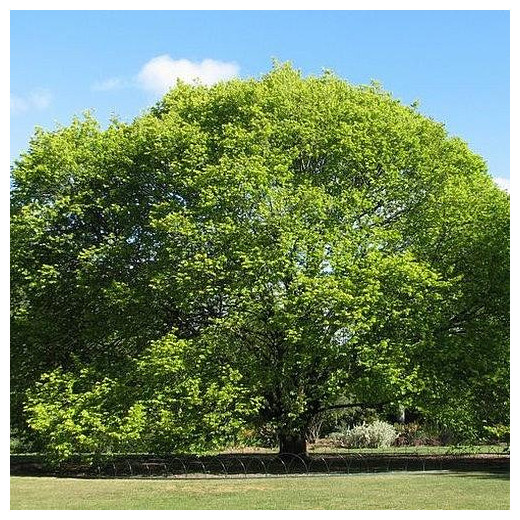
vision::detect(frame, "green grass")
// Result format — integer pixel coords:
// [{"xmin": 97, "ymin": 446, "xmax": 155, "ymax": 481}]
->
[
  {"xmin": 308, "ymin": 444, "xmax": 509, "ymax": 455},
  {"xmin": 221, "ymin": 444, "xmax": 508, "ymax": 456},
  {"xmin": 11, "ymin": 472, "xmax": 509, "ymax": 510}
]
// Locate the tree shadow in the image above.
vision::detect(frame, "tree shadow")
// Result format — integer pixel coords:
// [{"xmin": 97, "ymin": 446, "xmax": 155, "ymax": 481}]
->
[
  {"xmin": 11, "ymin": 452, "xmax": 510, "ymax": 479},
  {"xmin": 442, "ymin": 470, "xmax": 509, "ymax": 481}
]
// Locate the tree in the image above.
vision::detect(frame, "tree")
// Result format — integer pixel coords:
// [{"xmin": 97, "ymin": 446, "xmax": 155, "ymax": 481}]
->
[{"xmin": 11, "ymin": 64, "xmax": 509, "ymax": 456}]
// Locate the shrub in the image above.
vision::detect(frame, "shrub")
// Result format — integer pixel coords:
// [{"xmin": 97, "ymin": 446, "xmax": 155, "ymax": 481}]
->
[
  {"xmin": 394, "ymin": 422, "xmax": 421, "ymax": 446},
  {"xmin": 330, "ymin": 420, "xmax": 398, "ymax": 448},
  {"xmin": 318, "ymin": 406, "xmax": 380, "ymax": 438},
  {"xmin": 10, "ymin": 433, "xmax": 31, "ymax": 454},
  {"xmin": 483, "ymin": 424, "xmax": 510, "ymax": 444}
]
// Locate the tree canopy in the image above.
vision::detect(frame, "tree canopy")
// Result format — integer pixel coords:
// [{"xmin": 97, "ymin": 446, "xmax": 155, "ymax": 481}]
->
[{"xmin": 11, "ymin": 64, "xmax": 509, "ymax": 457}]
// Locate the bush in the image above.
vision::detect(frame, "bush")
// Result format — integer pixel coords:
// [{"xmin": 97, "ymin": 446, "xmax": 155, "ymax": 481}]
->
[
  {"xmin": 10, "ymin": 435, "xmax": 27, "ymax": 454},
  {"xmin": 394, "ymin": 422, "xmax": 421, "ymax": 446},
  {"xmin": 10, "ymin": 428, "xmax": 38, "ymax": 454},
  {"xmin": 483, "ymin": 424, "xmax": 510, "ymax": 444},
  {"xmin": 316, "ymin": 406, "xmax": 380, "ymax": 438},
  {"xmin": 329, "ymin": 420, "xmax": 398, "ymax": 448}
]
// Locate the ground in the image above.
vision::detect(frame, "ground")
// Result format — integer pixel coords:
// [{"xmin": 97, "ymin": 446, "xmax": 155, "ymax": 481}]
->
[{"xmin": 10, "ymin": 471, "xmax": 509, "ymax": 510}]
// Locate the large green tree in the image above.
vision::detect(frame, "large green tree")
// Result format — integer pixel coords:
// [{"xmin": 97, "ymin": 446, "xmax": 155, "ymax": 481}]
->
[{"xmin": 11, "ymin": 64, "xmax": 509, "ymax": 456}]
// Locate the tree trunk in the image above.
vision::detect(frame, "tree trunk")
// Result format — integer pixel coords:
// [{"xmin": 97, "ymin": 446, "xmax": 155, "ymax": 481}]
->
[
  {"xmin": 398, "ymin": 405, "xmax": 406, "ymax": 424},
  {"xmin": 278, "ymin": 432, "xmax": 307, "ymax": 456}
]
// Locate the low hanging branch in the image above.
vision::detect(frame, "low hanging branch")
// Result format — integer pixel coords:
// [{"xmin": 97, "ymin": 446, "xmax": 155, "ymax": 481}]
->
[{"xmin": 315, "ymin": 401, "xmax": 392, "ymax": 415}]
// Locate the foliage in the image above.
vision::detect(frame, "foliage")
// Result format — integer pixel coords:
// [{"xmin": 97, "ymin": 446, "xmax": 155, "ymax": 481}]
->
[
  {"xmin": 25, "ymin": 333, "xmax": 260, "ymax": 459},
  {"xmin": 329, "ymin": 420, "xmax": 398, "ymax": 448},
  {"xmin": 308, "ymin": 405, "xmax": 381, "ymax": 441},
  {"xmin": 11, "ymin": 63, "xmax": 509, "ymax": 454},
  {"xmin": 393, "ymin": 422, "xmax": 422, "ymax": 446},
  {"xmin": 483, "ymin": 424, "xmax": 510, "ymax": 444},
  {"xmin": 10, "ymin": 429, "xmax": 37, "ymax": 454}
]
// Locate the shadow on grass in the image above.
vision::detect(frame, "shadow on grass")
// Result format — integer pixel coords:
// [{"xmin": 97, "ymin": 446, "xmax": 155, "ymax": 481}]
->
[
  {"xmin": 11, "ymin": 452, "xmax": 510, "ymax": 479},
  {"xmin": 442, "ymin": 470, "xmax": 510, "ymax": 481}
]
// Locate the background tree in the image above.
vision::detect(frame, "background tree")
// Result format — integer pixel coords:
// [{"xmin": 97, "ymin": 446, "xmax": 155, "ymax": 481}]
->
[{"xmin": 11, "ymin": 64, "xmax": 509, "ymax": 456}]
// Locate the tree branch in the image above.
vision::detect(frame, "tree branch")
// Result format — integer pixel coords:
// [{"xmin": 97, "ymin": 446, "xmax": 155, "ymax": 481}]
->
[{"xmin": 315, "ymin": 401, "xmax": 391, "ymax": 415}]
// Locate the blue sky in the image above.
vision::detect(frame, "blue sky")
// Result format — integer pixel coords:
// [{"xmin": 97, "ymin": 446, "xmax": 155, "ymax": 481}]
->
[{"xmin": 10, "ymin": 10, "xmax": 510, "ymax": 187}]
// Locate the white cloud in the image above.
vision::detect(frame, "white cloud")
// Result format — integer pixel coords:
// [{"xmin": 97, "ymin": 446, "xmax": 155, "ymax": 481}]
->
[
  {"xmin": 30, "ymin": 90, "xmax": 52, "ymax": 110},
  {"xmin": 137, "ymin": 56, "xmax": 240, "ymax": 95},
  {"xmin": 10, "ymin": 89, "xmax": 51, "ymax": 114},
  {"xmin": 493, "ymin": 177, "xmax": 510, "ymax": 192},
  {"xmin": 10, "ymin": 95, "xmax": 29, "ymax": 113},
  {"xmin": 92, "ymin": 77, "xmax": 124, "ymax": 91}
]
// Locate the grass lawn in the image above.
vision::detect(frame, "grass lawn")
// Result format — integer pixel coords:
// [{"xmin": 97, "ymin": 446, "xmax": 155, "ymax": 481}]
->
[
  {"xmin": 308, "ymin": 445, "xmax": 508, "ymax": 455},
  {"xmin": 222, "ymin": 444, "xmax": 508, "ymax": 456},
  {"xmin": 11, "ymin": 471, "xmax": 509, "ymax": 510}
]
